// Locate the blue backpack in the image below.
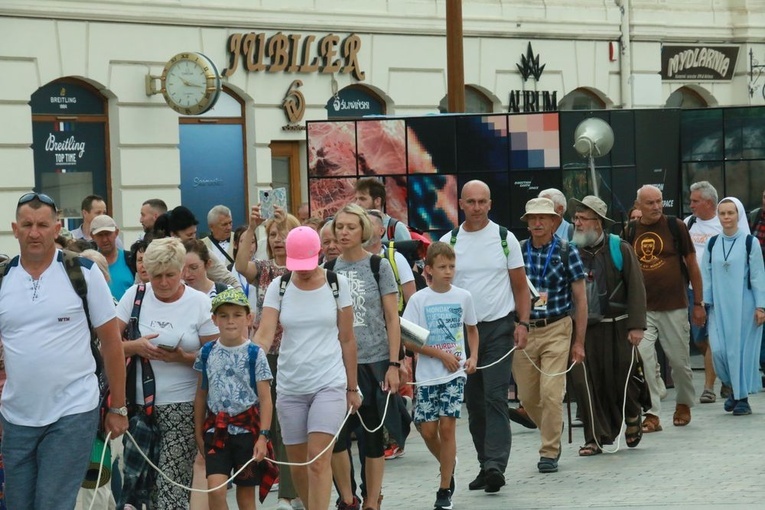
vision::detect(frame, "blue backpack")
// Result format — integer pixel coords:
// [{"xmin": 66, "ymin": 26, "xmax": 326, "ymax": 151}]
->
[{"xmin": 199, "ymin": 341, "xmax": 261, "ymax": 391}]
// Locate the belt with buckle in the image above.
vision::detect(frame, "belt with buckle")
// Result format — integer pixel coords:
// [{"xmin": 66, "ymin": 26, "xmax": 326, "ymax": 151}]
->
[{"xmin": 528, "ymin": 314, "xmax": 568, "ymax": 328}]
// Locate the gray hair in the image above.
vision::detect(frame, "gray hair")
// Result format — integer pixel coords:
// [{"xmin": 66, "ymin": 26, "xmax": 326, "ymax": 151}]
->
[
  {"xmin": 538, "ymin": 188, "xmax": 567, "ymax": 213},
  {"xmin": 320, "ymin": 220, "xmax": 334, "ymax": 238},
  {"xmin": 689, "ymin": 181, "xmax": 718, "ymax": 205},
  {"xmin": 142, "ymin": 237, "xmax": 185, "ymax": 277},
  {"xmin": 206, "ymin": 205, "xmax": 231, "ymax": 227}
]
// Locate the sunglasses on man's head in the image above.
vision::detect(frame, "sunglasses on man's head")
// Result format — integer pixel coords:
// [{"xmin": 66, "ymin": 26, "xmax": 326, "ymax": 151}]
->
[{"xmin": 18, "ymin": 192, "xmax": 57, "ymax": 210}]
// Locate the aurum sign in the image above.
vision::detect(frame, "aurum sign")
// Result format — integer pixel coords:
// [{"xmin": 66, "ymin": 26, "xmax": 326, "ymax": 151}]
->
[{"xmin": 222, "ymin": 32, "xmax": 365, "ymax": 81}]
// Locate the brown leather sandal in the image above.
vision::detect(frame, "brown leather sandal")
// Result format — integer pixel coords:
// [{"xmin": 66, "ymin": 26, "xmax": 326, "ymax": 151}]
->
[
  {"xmin": 673, "ymin": 404, "xmax": 691, "ymax": 426},
  {"xmin": 641, "ymin": 414, "xmax": 662, "ymax": 433}
]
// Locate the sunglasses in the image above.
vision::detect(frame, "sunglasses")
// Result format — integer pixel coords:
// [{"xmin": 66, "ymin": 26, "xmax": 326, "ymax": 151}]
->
[{"xmin": 18, "ymin": 192, "xmax": 57, "ymax": 210}]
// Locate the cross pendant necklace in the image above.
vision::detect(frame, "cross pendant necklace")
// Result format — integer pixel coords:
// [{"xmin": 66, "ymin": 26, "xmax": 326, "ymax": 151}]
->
[{"xmin": 722, "ymin": 237, "xmax": 737, "ymax": 272}]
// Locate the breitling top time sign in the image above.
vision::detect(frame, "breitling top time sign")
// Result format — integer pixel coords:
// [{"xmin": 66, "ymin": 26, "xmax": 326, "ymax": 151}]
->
[{"xmin": 509, "ymin": 43, "xmax": 557, "ymax": 113}]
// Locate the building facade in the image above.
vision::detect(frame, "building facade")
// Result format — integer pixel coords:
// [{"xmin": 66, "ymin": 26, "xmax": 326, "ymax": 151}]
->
[{"xmin": 1, "ymin": 0, "xmax": 763, "ymax": 252}]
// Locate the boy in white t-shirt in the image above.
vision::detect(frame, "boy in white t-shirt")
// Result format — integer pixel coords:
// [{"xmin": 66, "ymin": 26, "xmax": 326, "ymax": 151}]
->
[
  {"xmin": 193, "ymin": 288, "xmax": 274, "ymax": 510},
  {"xmin": 401, "ymin": 242, "xmax": 478, "ymax": 510}
]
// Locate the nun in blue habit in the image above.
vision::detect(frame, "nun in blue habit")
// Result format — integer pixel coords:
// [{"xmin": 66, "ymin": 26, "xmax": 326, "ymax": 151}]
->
[{"xmin": 702, "ymin": 196, "xmax": 765, "ymax": 416}]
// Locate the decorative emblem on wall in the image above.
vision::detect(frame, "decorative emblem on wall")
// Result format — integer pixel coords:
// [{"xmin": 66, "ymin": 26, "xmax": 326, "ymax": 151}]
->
[
  {"xmin": 283, "ymin": 79, "xmax": 305, "ymax": 125},
  {"xmin": 517, "ymin": 42, "xmax": 546, "ymax": 82}
]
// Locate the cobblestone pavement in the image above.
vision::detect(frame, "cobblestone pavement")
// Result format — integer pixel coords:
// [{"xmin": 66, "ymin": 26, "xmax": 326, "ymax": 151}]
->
[{"xmin": 237, "ymin": 357, "xmax": 765, "ymax": 509}]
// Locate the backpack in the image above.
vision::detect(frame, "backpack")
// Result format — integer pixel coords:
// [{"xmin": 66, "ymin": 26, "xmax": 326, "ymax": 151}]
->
[
  {"xmin": 278, "ymin": 269, "xmax": 340, "ymax": 305},
  {"xmin": 450, "ymin": 225, "xmax": 510, "ymax": 257},
  {"xmin": 324, "ymin": 255, "xmax": 382, "ymax": 291},
  {"xmin": 623, "ymin": 215, "xmax": 689, "ymax": 283},
  {"xmin": 577, "ymin": 234, "xmax": 628, "ymax": 324},
  {"xmin": 199, "ymin": 340, "xmax": 261, "ymax": 391},
  {"xmin": 707, "ymin": 234, "xmax": 755, "ymax": 289},
  {"xmin": 0, "ymin": 250, "xmax": 107, "ymax": 400}
]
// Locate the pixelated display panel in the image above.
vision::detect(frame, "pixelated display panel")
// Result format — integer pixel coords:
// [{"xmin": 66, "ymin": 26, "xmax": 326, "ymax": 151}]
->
[
  {"xmin": 357, "ymin": 119, "xmax": 407, "ymax": 175},
  {"xmin": 308, "ymin": 121, "xmax": 357, "ymax": 177}
]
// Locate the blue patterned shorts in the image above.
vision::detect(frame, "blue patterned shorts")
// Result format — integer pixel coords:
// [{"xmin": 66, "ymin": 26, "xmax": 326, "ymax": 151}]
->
[{"xmin": 414, "ymin": 377, "xmax": 465, "ymax": 423}]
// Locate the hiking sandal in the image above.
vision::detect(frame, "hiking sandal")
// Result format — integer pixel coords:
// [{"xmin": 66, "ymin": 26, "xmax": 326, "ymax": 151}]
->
[
  {"xmin": 625, "ymin": 416, "xmax": 643, "ymax": 448},
  {"xmin": 578, "ymin": 443, "xmax": 602, "ymax": 456}
]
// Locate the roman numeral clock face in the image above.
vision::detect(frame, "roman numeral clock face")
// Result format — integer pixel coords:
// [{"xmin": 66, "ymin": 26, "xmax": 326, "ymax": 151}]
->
[{"xmin": 161, "ymin": 52, "xmax": 222, "ymax": 115}]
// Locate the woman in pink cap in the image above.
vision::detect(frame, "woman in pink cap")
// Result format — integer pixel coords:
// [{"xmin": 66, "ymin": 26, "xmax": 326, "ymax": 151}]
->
[{"xmin": 253, "ymin": 226, "xmax": 360, "ymax": 510}]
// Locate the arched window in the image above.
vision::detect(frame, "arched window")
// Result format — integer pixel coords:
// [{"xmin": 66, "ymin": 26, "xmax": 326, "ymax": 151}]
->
[
  {"xmin": 558, "ymin": 88, "xmax": 607, "ymax": 110},
  {"xmin": 666, "ymin": 87, "xmax": 709, "ymax": 108},
  {"xmin": 326, "ymin": 84, "xmax": 386, "ymax": 118},
  {"xmin": 439, "ymin": 85, "xmax": 494, "ymax": 113},
  {"xmin": 30, "ymin": 78, "xmax": 110, "ymax": 228}
]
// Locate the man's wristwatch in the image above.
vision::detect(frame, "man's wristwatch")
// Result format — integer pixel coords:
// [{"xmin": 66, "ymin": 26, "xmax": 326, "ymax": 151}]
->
[
  {"xmin": 694, "ymin": 302, "xmax": 705, "ymax": 307},
  {"xmin": 108, "ymin": 406, "xmax": 129, "ymax": 417},
  {"xmin": 259, "ymin": 429, "xmax": 271, "ymax": 439},
  {"xmin": 517, "ymin": 321, "xmax": 530, "ymax": 330}
]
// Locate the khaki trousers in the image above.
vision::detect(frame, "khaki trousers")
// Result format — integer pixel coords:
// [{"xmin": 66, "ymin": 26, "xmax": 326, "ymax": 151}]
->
[
  {"xmin": 639, "ymin": 309, "xmax": 696, "ymax": 417},
  {"xmin": 512, "ymin": 316, "xmax": 572, "ymax": 459}
]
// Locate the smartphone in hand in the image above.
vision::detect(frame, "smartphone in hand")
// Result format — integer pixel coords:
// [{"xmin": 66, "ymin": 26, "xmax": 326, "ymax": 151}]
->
[{"xmin": 259, "ymin": 188, "xmax": 287, "ymax": 219}]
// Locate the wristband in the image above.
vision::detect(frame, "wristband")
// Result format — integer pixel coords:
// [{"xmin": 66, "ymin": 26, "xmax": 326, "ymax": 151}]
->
[
  {"xmin": 388, "ymin": 361, "xmax": 401, "ymax": 368},
  {"xmin": 517, "ymin": 321, "xmax": 530, "ymax": 330},
  {"xmin": 693, "ymin": 302, "xmax": 703, "ymax": 307},
  {"xmin": 346, "ymin": 388, "xmax": 360, "ymax": 392},
  {"xmin": 259, "ymin": 429, "xmax": 271, "ymax": 439}
]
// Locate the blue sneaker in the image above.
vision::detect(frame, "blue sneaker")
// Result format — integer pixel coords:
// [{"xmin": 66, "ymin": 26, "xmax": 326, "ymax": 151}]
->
[{"xmin": 723, "ymin": 394, "xmax": 737, "ymax": 412}]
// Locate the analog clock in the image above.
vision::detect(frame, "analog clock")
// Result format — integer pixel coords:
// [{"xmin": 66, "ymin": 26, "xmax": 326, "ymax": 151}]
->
[{"xmin": 160, "ymin": 52, "xmax": 222, "ymax": 115}]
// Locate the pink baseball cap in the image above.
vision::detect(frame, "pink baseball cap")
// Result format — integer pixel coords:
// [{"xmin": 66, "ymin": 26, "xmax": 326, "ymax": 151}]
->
[{"xmin": 285, "ymin": 226, "xmax": 321, "ymax": 271}]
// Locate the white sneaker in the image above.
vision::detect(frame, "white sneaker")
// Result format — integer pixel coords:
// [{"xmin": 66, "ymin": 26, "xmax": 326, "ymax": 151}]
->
[
  {"xmin": 291, "ymin": 498, "xmax": 306, "ymax": 510},
  {"xmin": 276, "ymin": 499, "xmax": 293, "ymax": 510}
]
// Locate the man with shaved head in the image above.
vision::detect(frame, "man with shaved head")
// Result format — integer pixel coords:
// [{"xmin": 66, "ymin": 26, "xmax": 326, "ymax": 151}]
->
[
  {"xmin": 624, "ymin": 185, "xmax": 703, "ymax": 434},
  {"xmin": 440, "ymin": 180, "xmax": 530, "ymax": 494}
]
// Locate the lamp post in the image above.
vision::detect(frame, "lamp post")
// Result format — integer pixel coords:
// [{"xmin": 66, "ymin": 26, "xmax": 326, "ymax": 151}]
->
[{"xmin": 446, "ymin": 0, "xmax": 465, "ymax": 113}]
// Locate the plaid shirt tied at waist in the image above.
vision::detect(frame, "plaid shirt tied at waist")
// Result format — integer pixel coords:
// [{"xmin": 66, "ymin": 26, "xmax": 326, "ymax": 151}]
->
[{"xmin": 203, "ymin": 405, "xmax": 278, "ymax": 502}]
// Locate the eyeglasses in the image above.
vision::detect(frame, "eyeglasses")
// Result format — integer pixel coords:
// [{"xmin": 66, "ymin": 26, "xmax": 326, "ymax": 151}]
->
[
  {"xmin": 573, "ymin": 214, "xmax": 599, "ymax": 223},
  {"xmin": 18, "ymin": 192, "xmax": 57, "ymax": 210}
]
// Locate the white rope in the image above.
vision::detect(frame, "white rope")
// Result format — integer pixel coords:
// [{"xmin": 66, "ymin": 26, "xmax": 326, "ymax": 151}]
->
[
  {"xmin": 521, "ymin": 348, "xmax": 577, "ymax": 377},
  {"xmin": 86, "ymin": 432, "xmax": 112, "ymax": 510},
  {"xmin": 91, "ymin": 339, "xmax": 635, "ymax": 496},
  {"xmin": 95, "ymin": 389, "xmax": 398, "ymax": 497},
  {"xmin": 406, "ymin": 346, "xmax": 519, "ymax": 387},
  {"xmin": 581, "ymin": 345, "xmax": 637, "ymax": 455}
]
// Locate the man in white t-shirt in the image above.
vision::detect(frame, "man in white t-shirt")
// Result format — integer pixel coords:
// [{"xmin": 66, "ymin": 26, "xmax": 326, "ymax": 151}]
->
[
  {"xmin": 439, "ymin": 180, "xmax": 530, "ymax": 494},
  {"xmin": 0, "ymin": 193, "xmax": 128, "ymax": 510},
  {"xmin": 685, "ymin": 181, "xmax": 725, "ymax": 402}
]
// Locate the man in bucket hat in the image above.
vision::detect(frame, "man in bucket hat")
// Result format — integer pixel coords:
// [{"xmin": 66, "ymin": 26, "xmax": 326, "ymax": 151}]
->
[
  {"xmin": 513, "ymin": 197, "xmax": 587, "ymax": 474},
  {"xmin": 567, "ymin": 195, "xmax": 650, "ymax": 457}
]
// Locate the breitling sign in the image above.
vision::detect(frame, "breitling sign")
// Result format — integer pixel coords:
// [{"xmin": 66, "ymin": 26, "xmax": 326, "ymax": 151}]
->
[{"xmin": 222, "ymin": 32, "xmax": 365, "ymax": 81}]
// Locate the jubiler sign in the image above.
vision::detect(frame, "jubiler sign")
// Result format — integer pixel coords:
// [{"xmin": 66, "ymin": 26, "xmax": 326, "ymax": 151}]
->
[{"xmin": 661, "ymin": 45, "xmax": 739, "ymax": 81}]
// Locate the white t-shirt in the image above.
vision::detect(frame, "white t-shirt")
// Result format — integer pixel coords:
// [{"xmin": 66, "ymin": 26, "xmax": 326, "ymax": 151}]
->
[
  {"xmin": 116, "ymin": 283, "xmax": 219, "ymax": 405},
  {"xmin": 440, "ymin": 221, "xmax": 524, "ymax": 321},
  {"xmin": 402, "ymin": 285, "xmax": 477, "ymax": 385},
  {"xmin": 0, "ymin": 250, "xmax": 116, "ymax": 426},
  {"xmin": 685, "ymin": 215, "xmax": 722, "ymax": 262},
  {"xmin": 377, "ymin": 248, "xmax": 415, "ymax": 285},
  {"xmin": 262, "ymin": 273, "xmax": 352, "ymax": 396}
]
